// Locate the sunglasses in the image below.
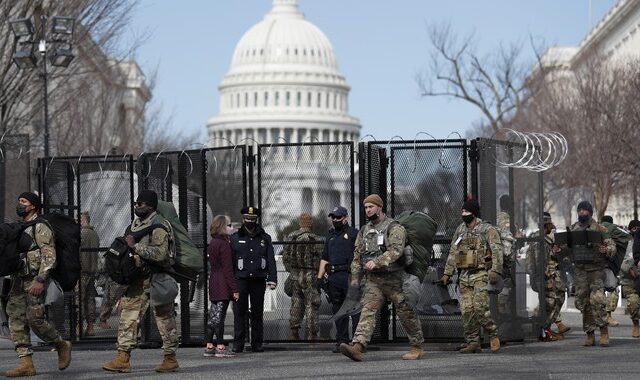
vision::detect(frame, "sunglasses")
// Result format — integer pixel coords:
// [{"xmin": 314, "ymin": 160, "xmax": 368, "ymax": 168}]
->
[
  {"xmin": 331, "ymin": 216, "xmax": 345, "ymax": 221},
  {"xmin": 134, "ymin": 202, "xmax": 147, "ymax": 207},
  {"xmin": 227, "ymin": 224, "xmax": 233, "ymax": 227}
]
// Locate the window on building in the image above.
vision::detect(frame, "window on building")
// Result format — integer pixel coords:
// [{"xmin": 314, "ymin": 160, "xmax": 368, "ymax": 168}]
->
[
  {"xmin": 302, "ymin": 187, "xmax": 313, "ymax": 210},
  {"xmin": 317, "ymin": 92, "xmax": 321, "ymax": 108},
  {"xmin": 236, "ymin": 93, "xmax": 240, "ymax": 108},
  {"xmin": 296, "ymin": 92, "xmax": 301, "ymax": 107},
  {"xmin": 326, "ymin": 93, "xmax": 330, "ymax": 108},
  {"xmin": 245, "ymin": 93, "xmax": 248, "ymax": 107},
  {"xmin": 264, "ymin": 92, "xmax": 269, "ymax": 106},
  {"xmin": 333, "ymin": 93, "xmax": 337, "ymax": 109},
  {"xmin": 254, "ymin": 92, "xmax": 258, "ymax": 107},
  {"xmin": 307, "ymin": 92, "xmax": 311, "ymax": 107},
  {"xmin": 275, "ymin": 92, "xmax": 280, "ymax": 106},
  {"xmin": 285, "ymin": 91, "xmax": 290, "ymax": 106}
]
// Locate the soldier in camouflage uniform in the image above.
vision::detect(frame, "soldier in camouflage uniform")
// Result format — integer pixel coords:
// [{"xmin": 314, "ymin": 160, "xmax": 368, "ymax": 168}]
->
[
  {"xmin": 441, "ymin": 199, "xmax": 502, "ymax": 353},
  {"xmin": 282, "ymin": 213, "xmax": 323, "ymax": 340},
  {"xmin": 97, "ymin": 280, "xmax": 128, "ymax": 329},
  {"xmin": 102, "ymin": 190, "xmax": 179, "ymax": 373},
  {"xmin": 526, "ymin": 212, "xmax": 569, "ymax": 341},
  {"xmin": 5, "ymin": 192, "xmax": 72, "ymax": 377},
  {"xmin": 619, "ymin": 256, "xmax": 640, "ymax": 338},
  {"xmin": 495, "ymin": 196, "xmax": 516, "ymax": 319},
  {"xmin": 557, "ymin": 201, "xmax": 616, "ymax": 347},
  {"xmin": 340, "ymin": 194, "xmax": 424, "ymax": 362},
  {"xmin": 80, "ymin": 211, "xmax": 100, "ymax": 336}
]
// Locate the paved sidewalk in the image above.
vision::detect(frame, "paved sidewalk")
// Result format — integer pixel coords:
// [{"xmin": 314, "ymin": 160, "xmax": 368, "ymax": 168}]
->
[{"xmin": 0, "ymin": 311, "xmax": 637, "ymax": 379}]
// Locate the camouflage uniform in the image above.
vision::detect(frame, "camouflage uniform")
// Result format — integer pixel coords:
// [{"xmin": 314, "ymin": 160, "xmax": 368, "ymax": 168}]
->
[
  {"xmin": 527, "ymin": 231, "xmax": 566, "ymax": 329},
  {"xmin": 495, "ymin": 212, "xmax": 515, "ymax": 316},
  {"xmin": 444, "ymin": 219, "xmax": 503, "ymax": 345},
  {"xmin": 80, "ymin": 224, "xmax": 100, "ymax": 327},
  {"xmin": 619, "ymin": 257, "xmax": 639, "ymax": 321},
  {"xmin": 98, "ymin": 279, "xmax": 128, "ymax": 324},
  {"xmin": 116, "ymin": 212, "xmax": 178, "ymax": 354},
  {"xmin": 350, "ymin": 217, "xmax": 424, "ymax": 347},
  {"xmin": 283, "ymin": 228, "xmax": 323, "ymax": 338},
  {"xmin": 566, "ymin": 218, "xmax": 616, "ymax": 333},
  {"xmin": 7, "ymin": 214, "xmax": 63, "ymax": 357},
  {"xmin": 606, "ymin": 288, "xmax": 619, "ymax": 314}
]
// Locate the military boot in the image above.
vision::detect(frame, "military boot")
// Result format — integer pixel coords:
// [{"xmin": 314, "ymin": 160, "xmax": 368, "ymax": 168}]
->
[
  {"xmin": 5, "ymin": 356, "xmax": 36, "ymax": 377},
  {"xmin": 490, "ymin": 337, "xmax": 501, "ymax": 353},
  {"xmin": 401, "ymin": 345, "xmax": 424, "ymax": 360},
  {"xmin": 155, "ymin": 353, "xmax": 179, "ymax": 373},
  {"xmin": 583, "ymin": 331, "xmax": 595, "ymax": 347},
  {"xmin": 459, "ymin": 343, "xmax": 481, "ymax": 353},
  {"xmin": 102, "ymin": 351, "xmax": 131, "ymax": 373},
  {"xmin": 599, "ymin": 326, "xmax": 609, "ymax": 347},
  {"xmin": 555, "ymin": 321, "xmax": 571, "ymax": 335},
  {"xmin": 339, "ymin": 342, "xmax": 364, "ymax": 361},
  {"xmin": 55, "ymin": 340, "xmax": 72, "ymax": 370},
  {"xmin": 632, "ymin": 320, "xmax": 640, "ymax": 338},
  {"xmin": 288, "ymin": 328, "xmax": 300, "ymax": 341}
]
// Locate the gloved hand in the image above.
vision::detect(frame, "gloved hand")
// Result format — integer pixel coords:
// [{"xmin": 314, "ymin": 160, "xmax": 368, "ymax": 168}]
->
[
  {"xmin": 440, "ymin": 274, "xmax": 450, "ymax": 286},
  {"xmin": 313, "ymin": 277, "xmax": 323, "ymax": 291},
  {"xmin": 488, "ymin": 271, "xmax": 500, "ymax": 285}
]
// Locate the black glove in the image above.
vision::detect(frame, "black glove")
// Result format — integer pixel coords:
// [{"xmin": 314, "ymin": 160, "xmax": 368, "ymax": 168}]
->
[{"xmin": 313, "ymin": 277, "xmax": 323, "ymax": 291}]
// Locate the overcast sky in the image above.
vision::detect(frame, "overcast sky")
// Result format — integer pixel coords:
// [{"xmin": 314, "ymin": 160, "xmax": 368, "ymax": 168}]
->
[{"xmin": 129, "ymin": 0, "xmax": 616, "ymax": 144}]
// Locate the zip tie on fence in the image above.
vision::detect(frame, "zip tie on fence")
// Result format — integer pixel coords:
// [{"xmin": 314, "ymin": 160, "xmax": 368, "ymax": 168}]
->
[
  {"xmin": 179, "ymin": 150, "xmax": 194, "ymax": 177},
  {"xmin": 412, "ymin": 131, "xmax": 437, "ymax": 173}
]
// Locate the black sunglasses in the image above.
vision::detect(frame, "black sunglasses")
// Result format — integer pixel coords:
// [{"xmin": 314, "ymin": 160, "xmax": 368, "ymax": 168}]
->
[
  {"xmin": 134, "ymin": 202, "xmax": 146, "ymax": 207},
  {"xmin": 227, "ymin": 223, "xmax": 233, "ymax": 227}
]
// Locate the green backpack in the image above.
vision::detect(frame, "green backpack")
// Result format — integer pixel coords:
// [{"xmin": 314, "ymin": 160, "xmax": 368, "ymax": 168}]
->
[
  {"xmin": 156, "ymin": 200, "xmax": 204, "ymax": 281},
  {"xmin": 395, "ymin": 210, "xmax": 438, "ymax": 282}
]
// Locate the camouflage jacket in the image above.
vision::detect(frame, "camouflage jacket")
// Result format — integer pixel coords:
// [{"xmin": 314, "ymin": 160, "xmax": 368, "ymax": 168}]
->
[
  {"xmin": 444, "ymin": 218, "xmax": 503, "ymax": 277},
  {"xmin": 351, "ymin": 216, "xmax": 406, "ymax": 280},
  {"xmin": 80, "ymin": 225, "xmax": 100, "ymax": 274},
  {"xmin": 620, "ymin": 256, "xmax": 637, "ymax": 287},
  {"xmin": 526, "ymin": 230, "xmax": 558, "ymax": 279},
  {"xmin": 564, "ymin": 218, "xmax": 615, "ymax": 271},
  {"xmin": 130, "ymin": 211, "xmax": 174, "ymax": 269},
  {"xmin": 282, "ymin": 228, "xmax": 323, "ymax": 271},
  {"xmin": 23, "ymin": 214, "xmax": 56, "ymax": 281}
]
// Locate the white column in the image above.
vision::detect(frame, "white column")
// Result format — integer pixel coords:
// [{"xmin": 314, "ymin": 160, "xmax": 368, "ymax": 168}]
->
[{"xmin": 292, "ymin": 128, "xmax": 299, "ymax": 144}]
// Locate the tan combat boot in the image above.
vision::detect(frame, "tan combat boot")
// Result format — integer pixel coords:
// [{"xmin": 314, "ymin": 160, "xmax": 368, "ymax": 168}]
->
[
  {"xmin": 102, "ymin": 351, "xmax": 131, "ymax": 373},
  {"xmin": 155, "ymin": 353, "xmax": 179, "ymax": 373},
  {"xmin": 5, "ymin": 356, "xmax": 36, "ymax": 377},
  {"xmin": 401, "ymin": 345, "xmax": 424, "ymax": 360},
  {"xmin": 288, "ymin": 328, "xmax": 300, "ymax": 341},
  {"xmin": 339, "ymin": 342, "xmax": 364, "ymax": 361},
  {"xmin": 599, "ymin": 326, "xmax": 609, "ymax": 347},
  {"xmin": 555, "ymin": 321, "xmax": 571, "ymax": 335},
  {"xmin": 55, "ymin": 340, "xmax": 72, "ymax": 370},
  {"xmin": 583, "ymin": 332, "xmax": 595, "ymax": 347},
  {"xmin": 490, "ymin": 337, "xmax": 501, "ymax": 353},
  {"xmin": 607, "ymin": 313, "xmax": 620, "ymax": 327},
  {"xmin": 459, "ymin": 343, "xmax": 481, "ymax": 353},
  {"xmin": 632, "ymin": 320, "xmax": 640, "ymax": 338}
]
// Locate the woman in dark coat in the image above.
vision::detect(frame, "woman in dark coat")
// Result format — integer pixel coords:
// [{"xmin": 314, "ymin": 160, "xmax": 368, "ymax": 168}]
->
[{"xmin": 204, "ymin": 215, "xmax": 239, "ymax": 357}]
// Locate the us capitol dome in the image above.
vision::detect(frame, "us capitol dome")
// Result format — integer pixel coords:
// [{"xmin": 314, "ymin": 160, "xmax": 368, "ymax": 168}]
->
[{"xmin": 207, "ymin": 0, "xmax": 361, "ymax": 146}]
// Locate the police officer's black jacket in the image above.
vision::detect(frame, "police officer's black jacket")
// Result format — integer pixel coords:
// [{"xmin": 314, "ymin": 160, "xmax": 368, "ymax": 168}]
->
[
  {"xmin": 322, "ymin": 224, "xmax": 358, "ymax": 288},
  {"xmin": 231, "ymin": 224, "xmax": 277, "ymax": 283}
]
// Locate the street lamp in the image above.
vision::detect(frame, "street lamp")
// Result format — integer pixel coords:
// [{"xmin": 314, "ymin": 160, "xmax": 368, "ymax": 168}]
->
[{"xmin": 9, "ymin": 15, "xmax": 76, "ymax": 157}]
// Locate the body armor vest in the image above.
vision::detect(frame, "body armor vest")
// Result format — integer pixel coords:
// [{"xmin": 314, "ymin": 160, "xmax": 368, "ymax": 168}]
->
[
  {"xmin": 455, "ymin": 223, "xmax": 492, "ymax": 270},
  {"xmin": 363, "ymin": 218, "xmax": 403, "ymax": 272}
]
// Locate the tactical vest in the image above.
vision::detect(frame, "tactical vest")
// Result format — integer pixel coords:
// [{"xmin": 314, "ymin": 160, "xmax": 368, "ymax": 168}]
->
[
  {"xmin": 289, "ymin": 230, "xmax": 320, "ymax": 270},
  {"xmin": 569, "ymin": 222, "xmax": 607, "ymax": 270},
  {"xmin": 455, "ymin": 222, "xmax": 493, "ymax": 270},
  {"xmin": 362, "ymin": 218, "xmax": 403, "ymax": 272}
]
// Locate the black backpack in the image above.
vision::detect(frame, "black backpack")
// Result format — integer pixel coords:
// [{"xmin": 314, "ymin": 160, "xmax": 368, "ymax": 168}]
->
[
  {"xmin": 28, "ymin": 213, "xmax": 81, "ymax": 292},
  {"xmin": 105, "ymin": 224, "xmax": 167, "ymax": 285},
  {"xmin": 0, "ymin": 223, "xmax": 34, "ymax": 277}
]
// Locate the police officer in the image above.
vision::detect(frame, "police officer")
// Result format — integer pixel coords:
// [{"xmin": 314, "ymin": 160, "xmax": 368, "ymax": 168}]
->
[
  {"xmin": 340, "ymin": 194, "xmax": 424, "ymax": 361},
  {"xmin": 5, "ymin": 192, "xmax": 72, "ymax": 377},
  {"xmin": 316, "ymin": 206, "xmax": 359, "ymax": 353},
  {"xmin": 441, "ymin": 198, "xmax": 502, "ymax": 354},
  {"xmin": 231, "ymin": 207, "xmax": 277, "ymax": 353}
]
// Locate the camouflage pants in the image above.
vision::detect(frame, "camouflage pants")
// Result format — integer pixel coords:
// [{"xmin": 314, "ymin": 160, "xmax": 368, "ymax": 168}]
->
[
  {"xmin": 80, "ymin": 274, "xmax": 97, "ymax": 324},
  {"xmin": 622, "ymin": 285, "xmax": 639, "ymax": 320},
  {"xmin": 98, "ymin": 279, "xmax": 128, "ymax": 323},
  {"xmin": 574, "ymin": 267, "xmax": 607, "ymax": 332},
  {"xmin": 6, "ymin": 277, "xmax": 62, "ymax": 357},
  {"xmin": 116, "ymin": 278, "xmax": 178, "ymax": 354},
  {"xmin": 352, "ymin": 272, "xmax": 423, "ymax": 347},
  {"xmin": 606, "ymin": 288, "xmax": 619, "ymax": 314},
  {"xmin": 289, "ymin": 270, "xmax": 320, "ymax": 337},
  {"xmin": 544, "ymin": 273, "xmax": 566, "ymax": 328},
  {"xmin": 459, "ymin": 270, "xmax": 498, "ymax": 344}
]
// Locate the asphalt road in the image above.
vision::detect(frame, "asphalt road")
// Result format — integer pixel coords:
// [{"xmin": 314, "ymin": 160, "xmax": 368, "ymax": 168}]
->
[{"xmin": 0, "ymin": 310, "xmax": 638, "ymax": 380}]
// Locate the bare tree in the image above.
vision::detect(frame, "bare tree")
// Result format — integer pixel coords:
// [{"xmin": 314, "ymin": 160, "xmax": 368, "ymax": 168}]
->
[{"xmin": 416, "ymin": 22, "xmax": 540, "ymax": 133}]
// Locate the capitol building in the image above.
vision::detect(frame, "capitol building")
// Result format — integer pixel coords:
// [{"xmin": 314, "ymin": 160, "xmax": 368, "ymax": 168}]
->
[
  {"xmin": 207, "ymin": 0, "xmax": 361, "ymax": 235},
  {"xmin": 207, "ymin": 0, "xmax": 360, "ymax": 147}
]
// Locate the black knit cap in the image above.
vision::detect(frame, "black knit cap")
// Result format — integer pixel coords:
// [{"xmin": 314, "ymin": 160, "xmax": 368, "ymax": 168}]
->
[
  {"xmin": 462, "ymin": 199, "xmax": 481, "ymax": 217},
  {"xmin": 577, "ymin": 201, "xmax": 593, "ymax": 215},
  {"xmin": 136, "ymin": 190, "xmax": 158, "ymax": 209},
  {"xmin": 628, "ymin": 219, "xmax": 640, "ymax": 230},
  {"xmin": 19, "ymin": 192, "xmax": 41, "ymax": 210}
]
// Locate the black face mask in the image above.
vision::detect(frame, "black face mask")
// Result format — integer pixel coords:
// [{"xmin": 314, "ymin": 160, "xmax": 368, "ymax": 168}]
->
[
  {"xmin": 367, "ymin": 214, "xmax": 379, "ymax": 222},
  {"xmin": 244, "ymin": 221, "xmax": 257, "ymax": 230},
  {"xmin": 16, "ymin": 204, "xmax": 29, "ymax": 217},
  {"xmin": 462, "ymin": 214, "xmax": 475, "ymax": 225},
  {"xmin": 134, "ymin": 206, "xmax": 153, "ymax": 219},
  {"xmin": 332, "ymin": 221, "xmax": 345, "ymax": 230},
  {"xmin": 578, "ymin": 215, "xmax": 590, "ymax": 224}
]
